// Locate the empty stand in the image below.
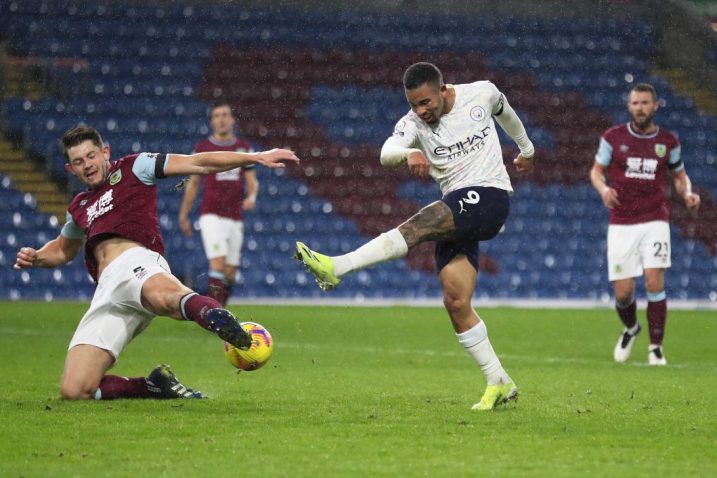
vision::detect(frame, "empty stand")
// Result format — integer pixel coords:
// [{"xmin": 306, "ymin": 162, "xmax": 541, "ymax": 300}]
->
[{"xmin": 0, "ymin": 1, "xmax": 714, "ymax": 301}]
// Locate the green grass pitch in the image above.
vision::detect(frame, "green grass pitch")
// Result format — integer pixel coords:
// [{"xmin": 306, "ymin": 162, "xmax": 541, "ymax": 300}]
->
[{"xmin": 0, "ymin": 302, "xmax": 715, "ymax": 477}]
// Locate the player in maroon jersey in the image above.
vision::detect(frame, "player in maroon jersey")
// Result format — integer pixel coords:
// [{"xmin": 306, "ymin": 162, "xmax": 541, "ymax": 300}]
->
[
  {"xmin": 178, "ymin": 101, "xmax": 258, "ymax": 305},
  {"xmin": 14, "ymin": 125, "xmax": 298, "ymax": 400},
  {"xmin": 590, "ymin": 83, "xmax": 700, "ymax": 365}
]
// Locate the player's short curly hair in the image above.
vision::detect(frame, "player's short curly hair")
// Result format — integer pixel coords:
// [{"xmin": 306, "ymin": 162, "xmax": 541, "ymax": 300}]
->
[
  {"xmin": 403, "ymin": 62, "xmax": 443, "ymax": 90},
  {"xmin": 630, "ymin": 83, "xmax": 657, "ymax": 101},
  {"xmin": 60, "ymin": 125, "xmax": 104, "ymax": 162}
]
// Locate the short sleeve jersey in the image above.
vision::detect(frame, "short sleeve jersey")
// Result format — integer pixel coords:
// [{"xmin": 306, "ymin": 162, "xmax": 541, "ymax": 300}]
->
[
  {"xmin": 387, "ymin": 81, "xmax": 512, "ymax": 195},
  {"xmin": 63, "ymin": 153, "xmax": 166, "ymax": 281},
  {"xmin": 193, "ymin": 136, "xmax": 254, "ymax": 220},
  {"xmin": 595, "ymin": 123, "xmax": 683, "ymax": 225}
]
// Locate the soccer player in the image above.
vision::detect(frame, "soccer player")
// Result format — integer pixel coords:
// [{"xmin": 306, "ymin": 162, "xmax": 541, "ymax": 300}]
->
[
  {"xmin": 14, "ymin": 125, "xmax": 298, "ymax": 400},
  {"xmin": 590, "ymin": 83, "xmax": 700, "ymax": 365},
  {"xmin": 294, "ymin": 62, "xmax": 535, "ymax": 411},
  {"xmin": 178, "ymin": 101, "xmax": 258, "ymax": 306}
]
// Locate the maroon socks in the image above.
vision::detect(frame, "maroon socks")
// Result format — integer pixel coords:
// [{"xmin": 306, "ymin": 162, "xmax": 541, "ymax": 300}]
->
[
  {"xmin": 647, "ymin": 297, "xmax": 667, "ymax": 345},
  {"xmin": 616, "ymin": 292, "xmax": 667, "ymax": 346},
  {"xmin": 615, "ymin": 299, "xmax": 637, "ymax": 329},
  {"xmin": 208, "ymin": 276, "xmax": 227, "ymax": 305},
  {"xmin": 179, "ymin": 292, "xmax": 222, "ymax": 331},
  {"xmin": 95, "ymin": 375, "xmax": 152, "ymax": 400},
  {"xmin": 207, "ymin": 273, "xmax": 234, "ymax": 306}
]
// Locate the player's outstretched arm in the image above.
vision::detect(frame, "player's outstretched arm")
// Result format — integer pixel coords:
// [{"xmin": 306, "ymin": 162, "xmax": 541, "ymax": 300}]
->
[
  {"xmin": 14, "ymin": 235, "xmax": 82, "ymax": 270},
  {"xmin": 178, "ymin": 175, "xmax": 201, "ymax": 237},
  {"xmin": 672, "ymin": 169, "xmax": 700, "ymax": 210},
  {"xmin": 590, "ymin": 162, "xmax": 620, "ymax": 209},
  {"xmin": 164, "ymin": 149, "xmax": 299, "ymax": 177}
]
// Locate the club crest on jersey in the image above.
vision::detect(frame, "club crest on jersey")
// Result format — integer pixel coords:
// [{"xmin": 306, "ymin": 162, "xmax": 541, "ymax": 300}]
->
[
  {"xmin": 655, "ymin": 144, "xmax": 666, "ymax": 158},
  {"xmin": 470, "ymin": 106, "xmax": 486, "ymax": 122},
  {"xmin": 109, "ymin": 170, "xmax": 122, "ymax": 185}
]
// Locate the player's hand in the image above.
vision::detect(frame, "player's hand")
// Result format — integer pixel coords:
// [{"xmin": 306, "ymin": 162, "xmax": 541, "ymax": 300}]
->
[
  {"xmin": 243, "ymin": 197, "xmax": 256, "ymax": 211},
  {"xmin": 255, "ymin": 149, "xmax": 300, "ymax": 169},
  {"xmin": 513, "ymin": 153, "xmax": 534, "ymax": 172},
  {"xmin": 14, "ymin": 247, "xmax": 38, "ymax": 270},
  {"xmin": 179, "ymin": 215, "xmax": 192, "ymax": 237},
  {"xmin": 601, "ymin": 187, "xmax": 621, "ymax": 209},
  {"xmin": 407, "ymin": 151, "xmax": 430, "ymax": 179},
  {"xmin": 684, "ymin": 192, "xmax": 700, "ymax": 211}
]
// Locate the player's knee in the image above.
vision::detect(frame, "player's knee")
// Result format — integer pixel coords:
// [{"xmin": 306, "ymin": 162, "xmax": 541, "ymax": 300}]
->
[
  {"xmin": 144, "ymin": 288, "xmax": 187, "ymax": 317},
  {"xmin": 443, "ymin": 292, "xmax": 470, "ymax": 317},
  {"xmin": 644, "ymin": 278, "xmax": 663, "ymax": 294},
  {"xmin": 615, "ymin": 292, "xmax": 634, "ymax": 308},
  {"xmin": 60, "ymin": 379, "xmax": 96, "ymax": 400},
  {"xmin": 613, "ymin": 284, "xmax": 635, "ymax": 307}
]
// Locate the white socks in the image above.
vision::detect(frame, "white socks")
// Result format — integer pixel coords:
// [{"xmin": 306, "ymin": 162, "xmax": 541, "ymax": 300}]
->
[
  {"xmin": 456, "ymin": 320, "xmax": 509, "ymax": 386},
  {"xmin": 332, "ymin": 228, "xmax": 409, "ymax": 277}
]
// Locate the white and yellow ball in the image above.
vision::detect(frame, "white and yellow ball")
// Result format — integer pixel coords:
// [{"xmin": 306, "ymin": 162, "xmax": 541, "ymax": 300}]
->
[{"xmin": 223, "ymin": 322, "xmax": 274, "ymax": 371}]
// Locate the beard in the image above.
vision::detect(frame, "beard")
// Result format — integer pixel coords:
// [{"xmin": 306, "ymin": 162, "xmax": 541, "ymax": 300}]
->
[{"xmin": 631, "ymin": 111, "xmax": 654, "ymax": 130}]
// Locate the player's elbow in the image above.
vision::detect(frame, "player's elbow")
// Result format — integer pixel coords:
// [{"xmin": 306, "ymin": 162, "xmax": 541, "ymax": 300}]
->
[
  {"xmin": 379, "ymin": 148, "xmax": 401, "ymax": 168},
  {"xmin": 379, "ymin": 154, "xmax": 393, "ymax": 168}
]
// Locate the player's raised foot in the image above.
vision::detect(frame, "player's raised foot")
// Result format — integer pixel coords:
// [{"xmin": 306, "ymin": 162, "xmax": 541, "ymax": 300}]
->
[
  {"xmin": 472, "ymin": 380, "xmax": 518, "ymax": 411},
  {"xmin": 613, "ymin": 323, "xmax": 641, "ymax": 363},
  {"xmin": 206, "ymin": 308, "xmax": 252, "ymax": 350},
  {"xmin": 146, "ymin": 364, "xmax": 206, "ymax": 399},
  {"xmin": 648, "ymin": 345, "xmax": 667, "ymax": 366},
  {"xmin": 293, "ymin": 241, "xmax": 341, "ymax": 291}
]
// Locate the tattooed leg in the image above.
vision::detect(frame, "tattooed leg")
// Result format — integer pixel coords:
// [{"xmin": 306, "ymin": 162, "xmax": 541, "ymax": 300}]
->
[
  {"xmin": 398, "ymin": 201, "xmax": 455, "ymax": 248},
  {"xmin": 320, "ymin": 201, "xmax": 455, "ymax": 279}
]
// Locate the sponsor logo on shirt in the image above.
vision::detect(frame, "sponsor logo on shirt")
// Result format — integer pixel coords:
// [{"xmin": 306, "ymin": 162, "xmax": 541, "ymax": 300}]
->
[
  {"xmin": 216, "ymin": 168, "xmax": 241, "ymax": 181},
  {"xmin": 433, "ymin": 126, "xmax": 492, "ymax": 159},
  {"xmin": 133, "ymin": 265, "xmax": 148, "ymax": 280},
  {"xmin": 625, "ymin": 157, "xmax": 658, "ymax": 180},
  {"xmin": 86, "ymin": 189, "xmax": 114, "ymax": 226}
]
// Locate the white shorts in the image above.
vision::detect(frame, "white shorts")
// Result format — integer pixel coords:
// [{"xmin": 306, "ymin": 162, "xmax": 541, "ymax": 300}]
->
[
  {"xmin": 199, "ymin": 214, "xmax": 245, "ymax": 266},
  {"xmin": 68, "ymin": 247, "xmax": 171, "ymax": 361},
  {"xmin": 607, "ymin": 220, "xmax": 671, "ymax": 281}
]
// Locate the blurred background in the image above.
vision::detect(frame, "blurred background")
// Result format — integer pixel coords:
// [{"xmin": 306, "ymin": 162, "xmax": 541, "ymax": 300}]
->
[{"xmin": 0, "ymin": 0, "xmax": 715, "ymax": 304}]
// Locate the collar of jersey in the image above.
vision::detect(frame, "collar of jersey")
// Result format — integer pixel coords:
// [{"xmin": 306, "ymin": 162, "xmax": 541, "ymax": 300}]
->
[
  {"xmin": 626, "ymin": 122, "xmax": 659, "ymax": 139},
  {"xmin": 209, "ymin": 136, "xmax": 237, "ymax": 147}
]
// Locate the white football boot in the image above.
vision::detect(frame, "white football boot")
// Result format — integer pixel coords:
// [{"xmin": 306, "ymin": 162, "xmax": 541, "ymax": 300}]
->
[
  {"xmin": 613, "ymin": 323, "xmax": 641, "ymax": 363},
  {"xmin": 648, "ymin": 345, "xmax": 667, "ymax": 366}
]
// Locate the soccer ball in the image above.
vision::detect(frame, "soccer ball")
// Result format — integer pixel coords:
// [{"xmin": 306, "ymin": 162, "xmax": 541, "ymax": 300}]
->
[{"xmin": 223, "ymin": 322, "xmax": 274, "ymax": 371}]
